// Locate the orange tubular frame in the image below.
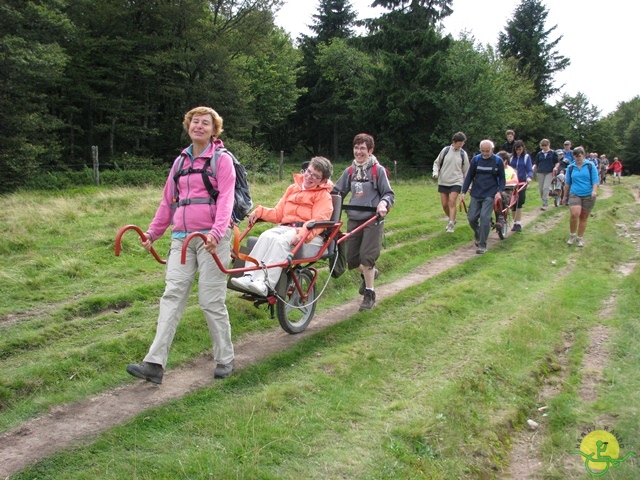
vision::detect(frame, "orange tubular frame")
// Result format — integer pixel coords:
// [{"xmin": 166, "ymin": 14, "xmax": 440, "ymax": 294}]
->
[{"xmin": 114, "ymin": 224, "xmax": 166, "ymax": 265}]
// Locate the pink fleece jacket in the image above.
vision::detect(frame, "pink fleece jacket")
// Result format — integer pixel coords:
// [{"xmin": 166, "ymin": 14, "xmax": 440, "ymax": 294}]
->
[{"xmin": 146, "ymin": 139, "xmax": 235, "ymax": 242}]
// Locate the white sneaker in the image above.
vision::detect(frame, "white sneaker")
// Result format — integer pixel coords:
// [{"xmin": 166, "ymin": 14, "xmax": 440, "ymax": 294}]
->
[
  {"xmin": 245, "ymin": 279, "xmax": 268, "ymax": 297},
  {"xmin": 576, "ymin": 237, "xmax": 584, "ymax": 247},
  {"xmin": 230, "ymin": 275, "xmax": 252, "ymax": 290},
  {"xmin": 567, "ymin": 234, "xmax": 576, "ymax": 245},
  {"xmin": 445, "ymin": 221, "xmax": 455, "ymax": 233}
]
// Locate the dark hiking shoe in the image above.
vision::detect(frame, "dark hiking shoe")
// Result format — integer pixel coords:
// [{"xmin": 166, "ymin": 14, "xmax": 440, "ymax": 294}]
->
[
  {"xmin": 359, "ymin": 269, "xmax": 379, "ymax": 295},
  {"xmin": 359, "ymin": 289, "xmax": 376, "ymax": 311},
  {"xmin": 126, "ymin": 361, "xmax": 163, "ymax": 384},
  {"xmin": 214, "ymin": 360, "xmax": 235, "ymax": 379}
]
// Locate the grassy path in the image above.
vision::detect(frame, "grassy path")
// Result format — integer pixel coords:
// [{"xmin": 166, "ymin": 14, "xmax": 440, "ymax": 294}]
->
[{"xmin": 2, "ymin": 181, "xmax": 639, "ymax": 479}]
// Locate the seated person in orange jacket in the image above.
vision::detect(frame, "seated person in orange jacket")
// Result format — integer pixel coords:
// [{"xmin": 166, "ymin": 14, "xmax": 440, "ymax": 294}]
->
[
  {"xmin": 497, "ymin": 150, "xmax": 519, "ymax": 219},
  {"xmin": 231, "ymin": 156, "xmax": 334, "ymax": 296}
]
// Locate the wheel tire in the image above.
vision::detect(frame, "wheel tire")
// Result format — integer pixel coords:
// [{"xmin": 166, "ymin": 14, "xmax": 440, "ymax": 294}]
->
[
  {"xmin": 499, "ymin": 219, "xmax": 508, "ymax": 239},
  {"xmin": 276, "ymin": 268, "xmax": 316, "ymax": 334},
  {"xmin": 554, "ymin": 194, "xmax": 561, "ymax": 207}
]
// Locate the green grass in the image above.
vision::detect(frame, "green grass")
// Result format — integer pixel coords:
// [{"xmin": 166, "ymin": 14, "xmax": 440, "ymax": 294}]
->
[{"xmin": 2, "ymin": 177, "xmax": 640, "ymax": 478}]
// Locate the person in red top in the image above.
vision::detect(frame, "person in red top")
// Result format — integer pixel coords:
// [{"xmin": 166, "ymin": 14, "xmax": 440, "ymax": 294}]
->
[
  {"xmin": 231, "ymin": 156, "xmax": 334, "ymax": 297},
  {"xmin": 608, "ymin": 157, "xmax": 623, "ymax": 184}
]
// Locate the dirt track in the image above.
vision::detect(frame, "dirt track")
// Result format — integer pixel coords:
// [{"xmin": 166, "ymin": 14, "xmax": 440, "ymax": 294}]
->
[{"xmin": 0, "ymin": 192, "xmax": 610, "ymax": 478}]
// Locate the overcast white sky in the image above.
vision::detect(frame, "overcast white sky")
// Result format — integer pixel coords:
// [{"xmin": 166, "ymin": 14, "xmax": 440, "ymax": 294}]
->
[{"xmin": 275, "ymin": 0, "xmax": 639, "ymax": 116}]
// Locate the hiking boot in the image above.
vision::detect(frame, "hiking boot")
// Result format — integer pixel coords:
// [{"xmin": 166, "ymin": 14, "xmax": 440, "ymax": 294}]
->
[
  {"xmin": 576, "ymin": 237, "xmax": 584, "ymax": 247},
  {"xmin": 445, "ymin": 221, "xmax": 455, "ymax": 233},
  {"xmin": 126, "ymin": 361, "xmax": 163, "ymax": 384},
  {"xmin": 476, "ymin": 248, "xmax": 487, "ymax": 254},
  {"xmin": 359, "ymin": 268, "xmax": 379, "ymax": 295},
  {"xmin": 567, "ymin": 234, "xmax": 576, "ymax": 245},
  {"xmin": 359, "ymin": 289, "xmax": 376, "ymax": 311},
  {"xmin": 214, "ymin": 360, "xmax": 235, "ymax": 379},
  {"xmin": 511, "ymin": 223, "xmax": 522, "ymax": 233}
]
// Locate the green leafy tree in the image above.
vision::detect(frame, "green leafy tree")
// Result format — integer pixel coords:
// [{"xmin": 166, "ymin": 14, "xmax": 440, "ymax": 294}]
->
[
  {"xmin": 609, "ymin": 96, "xmax": 640, "ymax": 145},
  {"xmin": 622, "ymin": 114, "xmax": 640, "ymax": 173},
  {"xmin": 315, "ymin": 38, "xmax": 374, "ymax": 159},
  {"xmin": 354, "ymin": 0, "xmax": 453, "ymax": 164},
  {"xmin": 295, "ymin": 0, "xmax": 358, "ymax": 158},
  {"xmin": 555, "ymin": 92, "xmax": 602, "ymax": 151},
  {"xmin": 498, "ymin": 0, "xmax": 569, "ymax": 103},
  {"xmin": 240, "ymin": 28, "xmax": 304, "ymax": 150},
  {"xmin": 58, "ymin": 0, "xmax": 283, "ymax": 167},
  {"xmin": 433, "ymin": 36, "xmax": 540, "ymax": 152},
  {"xmin": 0, "ymin": 0, "xmax": 71, "ymax": 189},
  {"xmin": 371, "ymin": 0, "xmax": 452, "ymax": 21}
]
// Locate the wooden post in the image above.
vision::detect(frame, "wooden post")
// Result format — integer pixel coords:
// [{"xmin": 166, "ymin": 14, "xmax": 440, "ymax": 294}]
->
[
  {"xmin": 279, "ymin": 150, "xmax": 284, "ymax": 181},
  {"xmin": 394, "ymin": 160, "xmax": 397, "ymax": 183},
  {"xmin": 92, "ymin": 146, "xmax": 99, "ymax": 186}
]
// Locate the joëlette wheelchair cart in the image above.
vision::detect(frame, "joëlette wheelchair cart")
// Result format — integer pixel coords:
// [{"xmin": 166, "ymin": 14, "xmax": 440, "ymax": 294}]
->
[
  {"xmin": 115, "ymin": 195, "xmax": 379, "ymax": 334},
  {"xmin": 492, "ymin": 182, "xmax": 528, "ymax": 239}
]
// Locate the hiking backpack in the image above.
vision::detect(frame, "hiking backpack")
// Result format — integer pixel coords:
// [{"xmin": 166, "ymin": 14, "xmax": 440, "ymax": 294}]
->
[
  {"xmin": 472, "ymin": 153, "xmax": 502, "ymax": 176},
  {"xmin": 567, "ymin": 161, "xmax": 594, "ymax": 184},
  {"xmin": 172, "ymin": 147, "xmax": 253, "ymax": 224},
  {"xmin": 347, "ymin": 162, "xmax": 391, "ymax": 185},
  {"xmin": 344, "ymin": 161, "xmax": 392, "ymax": 215},
  {"xmin": 439, "ymin": 146, "xmax": 468, "ymax": 170}
]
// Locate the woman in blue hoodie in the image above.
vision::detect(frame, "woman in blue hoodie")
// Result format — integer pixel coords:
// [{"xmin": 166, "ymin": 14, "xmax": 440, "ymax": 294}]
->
[{"xmin": 508, "ymin": 140, "xmax": 533, "ymax": 232}]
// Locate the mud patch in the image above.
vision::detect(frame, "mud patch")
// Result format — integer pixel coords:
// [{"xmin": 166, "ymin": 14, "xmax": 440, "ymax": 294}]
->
[
  {"xmin": 503, "ymin": 333, "xmax": 574, "ymax": 479},
  {"xmin": 577, "ymin": 325, "xmax": 610, "ymax": 403}
]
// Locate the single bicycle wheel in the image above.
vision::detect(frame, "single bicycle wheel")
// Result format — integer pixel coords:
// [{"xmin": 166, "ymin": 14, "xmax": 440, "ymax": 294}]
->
[
  {"xmin": 495, "ymin": 197, "xmax": 508, "ymax": 240},
  {"xmin": 498, "ymin": 216, "xmax": 508, "ymax": 239},
  {"xmin": 276, "ymin": 268, "xmax": 316, "ymax": 334}
]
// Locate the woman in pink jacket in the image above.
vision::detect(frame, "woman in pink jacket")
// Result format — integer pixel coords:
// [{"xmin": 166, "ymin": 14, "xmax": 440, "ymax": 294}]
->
[
  {"xmin": 126, "ymin": 106, "xmax": 236, "ymax": 384},
  {"xmin": 231, "ymin": 156, "xmax": 334, "ymax": 297}
]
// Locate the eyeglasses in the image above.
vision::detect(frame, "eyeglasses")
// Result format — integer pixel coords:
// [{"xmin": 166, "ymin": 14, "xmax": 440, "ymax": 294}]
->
[{"xmin": 304, "ymin": 169, "xmax": 323, "ymax": 181}]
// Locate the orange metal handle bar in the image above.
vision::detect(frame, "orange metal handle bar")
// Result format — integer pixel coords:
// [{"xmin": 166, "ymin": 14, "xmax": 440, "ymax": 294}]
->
[{"xmin": 115, "ymin": 224, "xmax": 166, "ymax": 265}]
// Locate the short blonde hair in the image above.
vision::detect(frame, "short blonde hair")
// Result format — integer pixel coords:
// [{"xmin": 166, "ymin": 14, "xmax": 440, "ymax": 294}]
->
[
  {"xmin": 539, "ymin": 138, "xmax": 550, "ymax": 147},
  {"xmin": 183, "ymin": 106, "xmax": 223, "ymax": 138}
]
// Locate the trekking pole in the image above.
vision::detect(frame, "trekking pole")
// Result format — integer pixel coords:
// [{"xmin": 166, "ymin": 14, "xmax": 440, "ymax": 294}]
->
[{"xmin": 115, "ymin": 224, "xmax": 166, "ymax": 264}]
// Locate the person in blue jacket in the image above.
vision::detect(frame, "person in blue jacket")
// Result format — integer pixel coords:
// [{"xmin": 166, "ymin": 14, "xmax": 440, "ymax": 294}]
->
[
  {"xmin": 562, "ymin": 146, "xmax": 599, "ymax": 247},
  {"xmin": 460, "ymin": 140, "xmax": 505, "ymax": 254}
]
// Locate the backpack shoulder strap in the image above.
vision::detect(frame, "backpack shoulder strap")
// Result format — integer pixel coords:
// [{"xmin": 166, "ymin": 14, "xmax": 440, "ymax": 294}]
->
[
  {"xmin": 348, "ymin": 163, "xmax": 379, "ymax": 183},
  {"xmin": 210, "ymin": 147, "xmax": 230, "ymax": 178},
  {"xmin": 440, "ymin": 146, "xmax": 451, "ymax": 168}
]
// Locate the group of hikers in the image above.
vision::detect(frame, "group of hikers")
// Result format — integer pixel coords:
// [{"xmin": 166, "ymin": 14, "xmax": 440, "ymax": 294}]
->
[
  {"xmin": 126, "ymin": 106, "xmax": 394, "ymax": 384},
  {"xmin": 124, "ymin": 106, "xmax": 622, "ymax": 385},
  {"xmin": 433, "ymin": 130, "xmax": 622, "ymax": 254}
]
